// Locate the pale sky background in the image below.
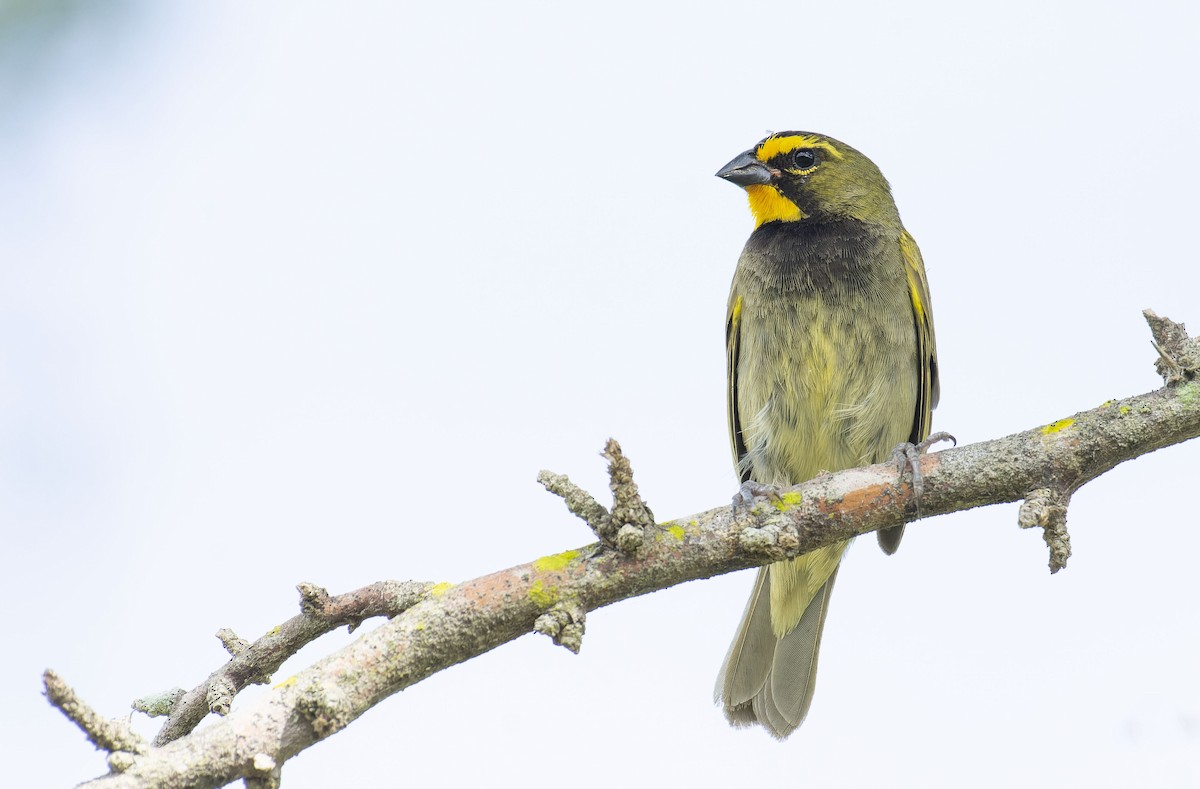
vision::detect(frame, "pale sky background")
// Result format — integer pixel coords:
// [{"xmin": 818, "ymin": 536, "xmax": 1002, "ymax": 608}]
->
[{"xmin": 3, "ymin": 1, "xmax": 1199, "ymax": 787}]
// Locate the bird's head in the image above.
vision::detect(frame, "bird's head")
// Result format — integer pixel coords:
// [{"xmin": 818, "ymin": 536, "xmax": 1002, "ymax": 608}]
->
[{"xmin": 717, "ymin": 131, "xmax": 899, "ymax": 228}]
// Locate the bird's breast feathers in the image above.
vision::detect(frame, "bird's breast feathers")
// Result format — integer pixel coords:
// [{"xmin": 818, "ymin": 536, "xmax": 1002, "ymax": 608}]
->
[{"xmin": 731, "ymin": 221, "xmax": 919, "ymax": 484}]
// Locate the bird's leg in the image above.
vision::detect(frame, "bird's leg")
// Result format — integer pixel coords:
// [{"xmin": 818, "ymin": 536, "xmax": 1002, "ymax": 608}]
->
[
  {"xmin": 892, "ymin": 431, "xmax": 956, "ymax": 509},
  {"xmin": 731, "ymin": 480, "xmax": 783, "ymax": 511}
]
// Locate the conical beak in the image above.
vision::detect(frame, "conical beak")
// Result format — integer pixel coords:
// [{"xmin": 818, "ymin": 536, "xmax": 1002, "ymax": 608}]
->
[{"xmin": 715, "ymin": 150, "xmax": 774, "ymax": 187}]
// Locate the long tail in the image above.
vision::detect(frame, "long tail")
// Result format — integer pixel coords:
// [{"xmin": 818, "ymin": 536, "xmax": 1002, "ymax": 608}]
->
[{"xmin": 715, "ymin": 557, "xmax": 842, "ymax": 739}]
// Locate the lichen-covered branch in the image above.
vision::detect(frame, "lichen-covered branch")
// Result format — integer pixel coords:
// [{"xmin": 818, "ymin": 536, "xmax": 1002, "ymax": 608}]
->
[
  {"xmin": 603, "ymin": 438, "xmax": 655, "ymax": 551},
  {"xmin": 48, "ymin": 313, "xmax": 1200, "ymax": 789},
  {"xmin": 1145, "ymin": 309, "xmax": 1198, "ymax": 383},
  {"xmin": 145, "ymin": 579, "xmax": 432, "ymax": 746},
  {"xmin": 537, "ymin": 470, "xmax": 610, "ymax": 538},
  {"xmin": 44, "ymin": 670, "xmax": 147, "ymax": 757},
  {"xmin": 539, "ymin": 439, "xmax": 655, "ymax": 552},
  {"xmin": 1017, "ymin": 487, "xmax": 1072, "ymax": 573}
]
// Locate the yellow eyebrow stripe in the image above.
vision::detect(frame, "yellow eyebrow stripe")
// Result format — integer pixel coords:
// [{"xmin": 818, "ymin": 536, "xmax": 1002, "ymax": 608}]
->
[{"xmin": 755, "ymin": 134, "xmax": 844, "ymax": 162}]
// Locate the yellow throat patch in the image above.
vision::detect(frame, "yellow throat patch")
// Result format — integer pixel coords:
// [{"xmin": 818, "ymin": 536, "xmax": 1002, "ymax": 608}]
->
[{"xmin": 746, "ymin": 184, "xmax": 804, "ymax": 227}]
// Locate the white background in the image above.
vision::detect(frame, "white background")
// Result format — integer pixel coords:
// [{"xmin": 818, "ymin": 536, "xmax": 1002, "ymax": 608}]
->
[{"xmin": 3, "ymin": 1, "xmax": 1198, "ymax": 786}]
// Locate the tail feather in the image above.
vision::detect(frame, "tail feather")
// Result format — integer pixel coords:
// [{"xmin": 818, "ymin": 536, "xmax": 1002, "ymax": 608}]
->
[
  {"xmin": 877, "ymin": 524, "xmax": 905, "ymax": 555},
  {"xmin": 716, "ymin": 561, "xmax": 843, "ymax": 739},
  {"xmin": 767, "ymin": 568, "xmax": 839, "ymax": 732},
  {"xmin": 714, "ymin": 567, "xmax": 773, "ymax": 709}
]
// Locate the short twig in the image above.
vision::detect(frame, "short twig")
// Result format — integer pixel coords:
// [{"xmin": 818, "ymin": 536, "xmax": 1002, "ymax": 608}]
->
[
  {"xmin": 533, "ymin": 603, "xmax": 587, "ymax": 654},
  {"xmin": 44, "ymin": 669, "xmax": 147, "ymax": 755},
  {"xmin": 603, "ymin": 438, "xmax": 654, "ymax": 550},
  {"xmin": 537, "ymin": 469, "xmax": 611, "ymax": 536},
  {"xmin": 540, "ymin": 439, "xmax": 655, "ymax": 552},
  {"xmin": 216, "ymin": 628, "xmax": 249, "ymax": 656},
  {"xmin": 150, "ymin": 579, "xmax": 433, "ymax": 745},
  {"xmin": 1018, "ymin": 488, "xmax": 1073, "ymax": 573},
  {"xmin": 1144, "ymin": 310, "xmax": 1198, "ymax": 384},
  {"xmin": 131, "ymin": 688, "xmax": 185, "ymax": 718}
]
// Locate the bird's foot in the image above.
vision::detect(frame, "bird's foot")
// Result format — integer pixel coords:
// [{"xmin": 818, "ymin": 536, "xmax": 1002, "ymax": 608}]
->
[
  {"xmin": 731, "ymin": 480, "xmax": 782, "ymax": 511},
  {"xmin": 892, "ymin": 431, "xmax": 956, "ymax": 508}
]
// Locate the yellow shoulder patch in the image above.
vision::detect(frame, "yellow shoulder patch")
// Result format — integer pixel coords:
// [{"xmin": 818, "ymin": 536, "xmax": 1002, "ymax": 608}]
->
[{"xmin": 900, "ymin": 232, "xmax": 928, "ymax": 325}]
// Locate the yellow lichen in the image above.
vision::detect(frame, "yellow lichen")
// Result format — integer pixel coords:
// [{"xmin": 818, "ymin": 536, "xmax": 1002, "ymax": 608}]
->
[
  {"xmin": 430, "ymin": 582, "xmax": 455, "ymax": 596},
  {"xmin": 771, "ymin": 491, "xmax": 803, "ymax": 511},
  {"xmin": 274, "ymin": 676, "xmax": 298, "ymax": 690},
  {"xmin": 665, "ymin": 524, "xmax": 686, "ymax": 541},
  {"xmin": 1040, "ymin": 418, "xmax": 1075, "ymax": 435},
  {"xmin": 533, "ymin": 550, "xmax": 580, "ymax": 573},
  {"xmin": 528, "ymin": 579, "xmax": 559, "ymax": 608}
]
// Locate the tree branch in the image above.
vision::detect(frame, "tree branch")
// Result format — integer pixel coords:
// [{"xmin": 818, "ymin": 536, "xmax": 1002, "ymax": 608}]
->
[
  {"xmin": 140, "ymin": 580, "xmax": 433, "ymax": 747},
  {"xmin": 43, "ymin": 670, "xmax": 147, "ymax": 761},
  {"xmin": 47, "ymin": 312, "xmax": 1200, "ymax": 789}
]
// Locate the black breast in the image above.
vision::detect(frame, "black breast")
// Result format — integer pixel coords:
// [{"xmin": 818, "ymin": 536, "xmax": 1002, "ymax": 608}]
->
[{"xmin": 742, "ymin": 219, "xmax": 887, "ymax": 295}]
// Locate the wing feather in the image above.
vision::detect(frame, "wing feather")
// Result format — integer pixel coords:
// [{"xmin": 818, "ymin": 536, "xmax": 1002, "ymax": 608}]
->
[
  {"xmin": 727, "ymin": 292, "xmax": 750, "ymax": 482},
  {"xmin": 878, "ymin": 230, "xmax": 939, "ymax": 555},
  {"xmin": 900, "ymin": 230, "xmax": 939, "ymax": 444}
]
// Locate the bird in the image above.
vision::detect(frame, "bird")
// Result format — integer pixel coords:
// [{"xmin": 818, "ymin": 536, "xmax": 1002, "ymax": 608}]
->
[{"xmin": 713, "ymin": 131, "xmax": 940, "ymax": 738}]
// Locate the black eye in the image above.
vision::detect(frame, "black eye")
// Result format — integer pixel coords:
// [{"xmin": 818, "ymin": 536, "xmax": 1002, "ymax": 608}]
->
[{"xmin": 791, "ymin": 149, "xmax": 818, "ymax": 170}]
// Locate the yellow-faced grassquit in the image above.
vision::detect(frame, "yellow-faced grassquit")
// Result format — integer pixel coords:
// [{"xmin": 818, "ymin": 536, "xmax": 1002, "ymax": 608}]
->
[{"xmin": 714, "ymin": 131, "xmax": 939, "ymax": 738}]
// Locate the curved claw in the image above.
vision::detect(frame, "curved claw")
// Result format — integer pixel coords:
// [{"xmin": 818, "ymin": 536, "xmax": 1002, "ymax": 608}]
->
[
  {"xmin": 920, "ymin": 431, "xmax": 957, "ymax": 452},
  {"xmin": 892, "ymin": 431, "xmax": 956, "ymax": 512},
  {"xmin": 731, "ymin": 480, "xmax": 782, "ymax": 511}
]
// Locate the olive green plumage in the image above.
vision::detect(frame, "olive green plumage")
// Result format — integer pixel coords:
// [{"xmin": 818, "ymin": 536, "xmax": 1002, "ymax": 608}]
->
[{"xmin": 714, "ymin": 131, "xmax": 939, "ymax": 738}]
